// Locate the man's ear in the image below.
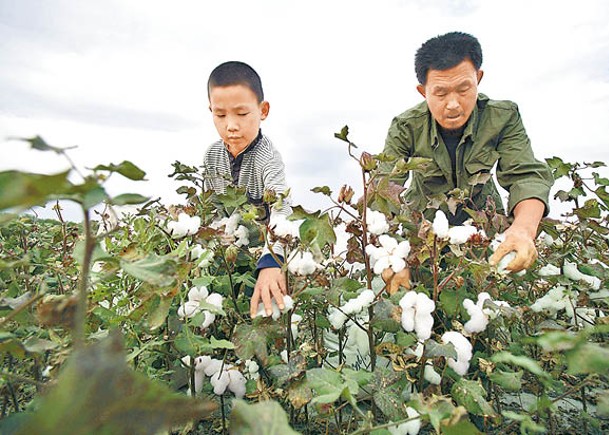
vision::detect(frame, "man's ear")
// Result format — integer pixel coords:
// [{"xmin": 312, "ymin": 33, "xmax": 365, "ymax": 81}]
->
[
  {"xmin": 477, "ymin": 69, "xmax": 484, "ymax": 84},
  {"xmin": 208, "ymin": 103, "xmax": 212, "ymax": 112},
  {"xmin": 416, "ymin": 84, "xmax": 426, "ymax": 98},
  {"xmin": 260, "ymin": 101, "xmax": 270, "ymax": 120}
]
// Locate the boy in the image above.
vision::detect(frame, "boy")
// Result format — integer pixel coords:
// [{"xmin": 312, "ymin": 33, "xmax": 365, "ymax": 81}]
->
[{"xmin": 203, "ymin": 61, "xmax": 290, "ymax": 318}]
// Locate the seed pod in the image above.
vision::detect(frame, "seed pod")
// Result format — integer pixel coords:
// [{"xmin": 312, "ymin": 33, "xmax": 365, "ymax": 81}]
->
[{"xmin": 359, "ymin": 152, "xmax": 377, "ymax": 172}]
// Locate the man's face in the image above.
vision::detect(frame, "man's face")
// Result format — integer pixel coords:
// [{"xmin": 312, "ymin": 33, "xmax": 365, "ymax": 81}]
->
[
  {"xmin": 417, "ymin": 59, "xmax": 483, "ymax": 130},
  {"xmin": 209, "ymin": 84, "xmax": 269, "ymax": 153}
]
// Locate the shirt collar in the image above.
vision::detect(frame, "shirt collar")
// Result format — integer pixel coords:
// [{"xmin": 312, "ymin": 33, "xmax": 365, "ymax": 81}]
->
[{"xmin": 430, "ymin": 97, "xmax": 479, "ymax": 149}]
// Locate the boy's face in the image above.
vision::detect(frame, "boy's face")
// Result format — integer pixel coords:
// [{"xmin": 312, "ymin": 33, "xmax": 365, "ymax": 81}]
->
[
  {"xmin": 417, "ymin": 59, "xmax": 483, "ymax": 131},
  {"xmin": 209, "ymin": 84, "xmax": 269, "ymax": 153}
]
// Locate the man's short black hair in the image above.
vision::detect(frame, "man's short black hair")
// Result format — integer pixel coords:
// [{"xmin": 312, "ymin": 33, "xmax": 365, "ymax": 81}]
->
[
  {"xmin": 415, "ymin": 32, "xmax": 483, "ymax": 85},
  {"xmin": 207, "ymin": 61, "xmax": 264, "ymax": 102}
]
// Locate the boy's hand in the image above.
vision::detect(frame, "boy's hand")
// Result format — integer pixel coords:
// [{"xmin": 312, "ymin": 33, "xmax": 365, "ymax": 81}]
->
[{"xmin": 250, "ymin": 267, "xmax": 287, "ymax": 318}]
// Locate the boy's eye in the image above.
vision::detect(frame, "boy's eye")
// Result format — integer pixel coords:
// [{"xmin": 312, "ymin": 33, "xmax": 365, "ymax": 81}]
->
[
  {"xmin": 238, "ymin": 112, "xmax": 249, "ymax": 116},
  {"xmin": 215, "ymin": 114, "xmax": 225, "ymax": 118}
]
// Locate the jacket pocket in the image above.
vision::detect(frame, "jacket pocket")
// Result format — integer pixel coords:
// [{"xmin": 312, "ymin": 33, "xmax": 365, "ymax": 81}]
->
[{"xmin": 465, "ymin": 148, "xmax": 499, "ymax": 177}]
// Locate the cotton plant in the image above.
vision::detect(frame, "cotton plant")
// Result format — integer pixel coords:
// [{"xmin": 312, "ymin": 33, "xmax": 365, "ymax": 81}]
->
[
  {"xmin": 287, "ymin": 250, "xmax": 322, "ymax": 276},
  {"xmin": 190, "ymin": 243, "xmax": 214, "ymax": 268},
  {"xmin": 324, "ymin": 312, "xmax": 371, "ymax": 369},
  {"xmin": 210, "ymin": 213, "xmax": 249, "ymax": 247},
  {"xmin": 462, "ymin": 292, "xmax": 511, "ymax": 335},
  {"xmin": 530, "ymin": 285, "xmax": 599, "ymax": 327},
  {"xmin": 365, "ymin": 234, "xmax": 411, "ymax": 275},
  {"xmin": 177, "ymin": 286, "xmax": 224, "ymax": 329},
  {"xmin": 399, "ymin": 291, "xmax": 435, "ymax": 341},
  {"xmin": 181, "ymin": 355, "xmax": 246, "ymax": 398},
  {"xmin": 366, "ymin": 208, "xmax": 390, "ymax": 235},
  {"xmin": 167, "ymin": 212, "xmax": 201, "ymax": 238},
  {"xmin": 431, "ymin": 210, "xmax": 449, "ymax": 239},
  {"xmin": 243, "ymin": 359, "xmax": 260, "ymax": 380},
  {"xmin": 254, "ymin": 295, "xmax": 294, "ymax": 320},
  {"xmin": 441, "ymin": 331, "xmax": 473, "ymax": 376},
  {"xmin": 388, "ymin": 407, "xmax": 421, "ymax": 435}
]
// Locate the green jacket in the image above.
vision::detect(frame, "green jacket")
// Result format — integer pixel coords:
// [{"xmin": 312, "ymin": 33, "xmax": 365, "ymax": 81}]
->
[{"xmin": 382, "ymin": 93, "xmax": 554, "ymax": 224}]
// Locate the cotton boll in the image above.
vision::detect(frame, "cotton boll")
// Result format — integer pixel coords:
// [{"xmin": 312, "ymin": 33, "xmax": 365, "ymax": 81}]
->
[
  {"xmin": 448, "ymin": 225, "xmax": 478, "ymax": 245},
  {"xmin": 328, "ymin": 307, "xmax": 348, "ymax": 329},
  {"xmin": 193, "ymin": 370, "xmax": 205, "ymax": 394},
  {"xmin": 342, "ymin": 290, "xmax": 376, "ymax": 315},
  {"xmin": 168, "ymin": 213, "xmax": 201, "ymax": 238},
  {"xmin": 194, "ymin": 355, "xmax": 211, "ymax": 371},
  {"xmin": 366, "ymin": 209, "xmax": 389, "ymax": 235},
  {"xmin": 496, "ymin": 251, "xmax": 517, "ymax": 274},
  {"xmin": 210, "ymin": 370, "xmax": 230, "ymax": 395},
  {"xmin": 203, "ymin": 358, "xmax": 224, "ymax": 377},
  {"xmin": 188, "ymin": 286, "xmax": 209, "ymax": 302},
  {"xmin": 270, "ymin": 214, "xmax": 302, "ymax": 238},
  {"xmin": 288, "ymin": 251, "xmax": 321, "ymax": 275},
  {"xmin": 462, "ymin": 298, "xmax": 488, "ymax": 334},
  {"xmin": 563, "ymin": 261, "xmax": 601, "ymax": 290},
  {"xmin": 205, "ymin": 293, "xmax": 224, "ymax": 309},
  {"xmin": 178, "ymin": 300, "xmax": 201, "ymax": 319},
  {"xmin": 280, "ymin": 349, "xmax": 289, "ymax": 363},
  {"xmin": 227, "ymin": 370, "xmax": 247, "ymax": 399},
  {"xmin": 538, "ymin": 264, "xmax": 561, "ymax": 277},
  {"xmin": 200, "ymin": 311, "xmax": 216, "ymax": 329},
  {"xmin": 432, "ymin": 210, "xmax": 449, "ymax": 239},
  {"xmin": 234, "ymin": 225, "xmax": 250, "ymax": 247},
  {"xmin": 441, "ymin": 331, "xmax": 473, "ymax": 376},
  {"xmin": 388, "ymin": 407, "xmax": 421, "ymax": 435},
  {"xmin": 424, "ymin": 363, "xmax": 442, "ymax": 385},
  {"xmin": 254, "ymin": 295, "xmax": 294, "ymax": 320}
]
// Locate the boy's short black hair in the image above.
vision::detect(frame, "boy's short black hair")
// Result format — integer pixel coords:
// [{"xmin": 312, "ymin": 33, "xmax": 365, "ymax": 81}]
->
[
  {"xmin": 207, "ymin": 61, "xmax": 264, "ymax": 102},
  {"xmin": 415, "ymin": 32, "xmax": 483, "ymax": 85}
]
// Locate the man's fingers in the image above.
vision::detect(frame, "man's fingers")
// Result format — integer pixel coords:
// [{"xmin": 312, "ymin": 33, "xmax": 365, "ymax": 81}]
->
[
  {"xmin": 270, "ymin": 285, "xmax": 285, "ymax": 310},
  {"xmin": 261, "ymin": 288, "xmax": 273, "ymax": 316}
]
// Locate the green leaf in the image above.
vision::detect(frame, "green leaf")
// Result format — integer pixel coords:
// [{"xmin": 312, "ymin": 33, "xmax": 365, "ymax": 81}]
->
[
  {"xmin": 120, "ymin": 254, "xmax": 177, "ymax": 287},
  {"xmin": 334, "ymin": 125, "xmax": 350, "ymax": 142},
  {"xmin": 13, "ymin": 332, "xmax": 216, "ymax": 434},
  {"xmin": 111, "ymin": 193, "xmax": 149, "ymax": 206},
  {"xmin": 210, "ymin": 336, "xmax": 234, "ymax": 350},
  {"xmin": 311, "ymin": 186, "xmax": 332, "ymax": 196},
  {"xmin": 491, "ymin": 352, "xmax": 551, "ymax": 384},
  {"xmin": 93, "ymin": 161, "xmax": 147, "ymax": 180},
  {"xmin": 0, "ymin": 170, "xmax": 71, "ymax": 211},
  {"xmin": 233, "ymin": 323, "xmax": 278, "ymax": 365},
  {"xmin": 17, "ymin": 135, "xmax": 76, "ymax": 153},
  {"xmin": 451, "ymin": 379, "xmax": 497, "ymax": 417},
  {"xmin": 306, "ymin": 368, "xmax": 345, "ymax": 404},
  {"xmin": 230, "ymin": 399, "xmax": 300, "ymax": 435},
  {"xmin": 424, "ymin": 339, "xmax": 457, "ymax": 360},
  {"xmin": 488, "ymin": 370, "xmax": 523, "ymax": 392},
  {"xmin": 566, "ymin": 343, "xmax": 609, "ymax": 375},
  {"xmin": 298, "ymin": 213, "xmax": 336, "ymax": 250}
]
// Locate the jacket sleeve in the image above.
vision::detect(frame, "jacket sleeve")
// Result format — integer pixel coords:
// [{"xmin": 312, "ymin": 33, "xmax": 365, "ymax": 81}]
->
[
  {"xmin": 382, "ymin": 117, "xmax": 413, "ymax": 186},
  {"xmin": 495, "ymin": 106, "xmax": 554, "ymax": 216}
]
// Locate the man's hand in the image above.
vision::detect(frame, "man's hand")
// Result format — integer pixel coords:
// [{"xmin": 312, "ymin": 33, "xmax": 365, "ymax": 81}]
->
[
  {"xmin": 250, "ymin": 267, "xmax": 287, "ymax": 318},
  {"xmin": 489, "ymin": 228, "xmax": 537, "ymax": 272},
  {"xmin": 489, "ymin": 198, "xmax": 545, "ymax": 273}
]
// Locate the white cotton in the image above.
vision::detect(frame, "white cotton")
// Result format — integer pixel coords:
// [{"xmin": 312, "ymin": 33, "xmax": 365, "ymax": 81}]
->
[
  {"xmin": 328, "ymin": 307, "xmax": 348, "ymax": 329},
  {"xmin": 210, "ymin": 370, "xmax": 230, "ymax": 395},
  {"xmin": 538, "ymin": 264, "xmax": 561, "ymax": 277},
  {"xmin": 280, "ymin": 349, "xmax": 289, "ymax": 363},
  {"xmin": 399, "ymin": 291, "xmax": 435, "ymax": 341},
  {"xmin": 254, "ymin": 295, "xmax": 294, "ymax": 320},
  {"xmin": 193, "ymin": 370, "xmax": 205, "ymax": 394},
  {"xmin": 441, "ymin": 331, "xmax": 473, "ymax": 376},
  {"xmin": 188, "ymin": 286, "xmax": 209, "ymax": 302},
  {"xmin": 227, "ymin": 370, "xmax": 247, "ymax": 399},
  {"xmin": 201, "ymin": 311, "xmax": 216, "ymax": 329},
  {"xmin": 563, "ymin": 261, "xmax": 601, "ymax": 290},
  {"xmin": 203, "ymin": 358, "xmax": 224, "ymax": 377},
  {"xmin": 341, "ymin": 289, "xmax": 376, "ymax": 315},
  {"xmin": 291, "ymin": 313, "xmax": 303, "ymax": 340},
  {"xmin": 589, "ymin": 289, "xmax": 609, "ymax": 301},
  {"xmin": 205, "ymin": 293, "xmax": 224, "ymax": 309},
  {"xmin": 432, "ymin": 210, "xmax": 450, "ymax": 239},
  {"xmin": 366, "ymin": 208, "xmax": 390, "ymax": 235},
  {"xmin": 366, "ymin": 235, "xmax": 410, "ymax": 275},
  {"xmin": 462, "ymin": 293, "xmax": 492, "ymax": 335},
  {"xmin": 194, "ymin": 355, "xmax": 212, "ymax": 371},
  {"xmin": 448, "ymin": 225, "xmax": 479, "ymax": 245},
  {"xmin": 287, "ymin": 251, "xmax": 321, "ymax": 275},
  {"xmin": 270, "ymin": 214, "xmax": 302, "ymax": 238},
  {"xmin": 388, "ymin": 407, "xmax": 421, "ymax": 435},
  {"xmin": 178, "ymin": 300, "xmax": 200, "ymax": 319},
  {"xmin": 496, "ymin": 251, "xmax": 517, "ymax": 274},
  {"xmin": 530, "ymin": 286, "xmax": 571, "ymax": 315},
  {"xmin": 424, "ymin": 364, "xmax": 442, "ymax": 385},
  {"xmin": 167, "ymin": 212, "xmax": 201, "ymax": 238},
  {"xmin": 233, "ymin": 225, "xmax": 250, "ymax": 247}
]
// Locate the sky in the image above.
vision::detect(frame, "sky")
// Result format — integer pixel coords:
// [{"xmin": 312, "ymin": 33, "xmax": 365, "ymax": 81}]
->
[{"xmin": 1, "ymin": 0, "xmax": 609, "ymax": 221}]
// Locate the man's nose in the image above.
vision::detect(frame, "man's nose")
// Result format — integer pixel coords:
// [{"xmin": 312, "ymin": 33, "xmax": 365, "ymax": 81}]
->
[{"xmin": 446, "ymin": 94, "xmax": 460, "ymax": 110}]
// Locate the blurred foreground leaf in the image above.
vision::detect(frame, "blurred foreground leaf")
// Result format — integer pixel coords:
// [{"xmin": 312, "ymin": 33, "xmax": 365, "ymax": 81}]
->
[
  {"xmin": 0, "ymin": 170, "xmax": 71, "ymax": 211},
  {"xmin": 10, "ymin": 331, "xmax": 215, "ymax": 435},
  {"xmin": 229, "ymin": 399, "xmax": 300, "ymax": 435}
]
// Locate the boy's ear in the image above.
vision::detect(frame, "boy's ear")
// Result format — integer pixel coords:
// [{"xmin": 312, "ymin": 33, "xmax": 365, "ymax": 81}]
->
[{"xmin": 260, "ymin": 101, "xmax": 270, "ymax": 120}]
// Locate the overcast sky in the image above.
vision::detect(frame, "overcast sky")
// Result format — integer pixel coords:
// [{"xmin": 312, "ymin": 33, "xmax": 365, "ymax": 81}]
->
[{"xmin": 2, "ymin": 0, "xmax": 609, "ymax": 221}]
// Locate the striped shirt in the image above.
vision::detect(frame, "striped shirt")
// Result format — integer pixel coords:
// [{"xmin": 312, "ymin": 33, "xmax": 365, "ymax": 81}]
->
[{"xmin": 202, "ymin": 131, "xmax": 290, "ymax": 267}]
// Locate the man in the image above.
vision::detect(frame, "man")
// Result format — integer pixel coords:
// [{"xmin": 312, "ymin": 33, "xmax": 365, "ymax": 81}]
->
[{"xmin": 382, "ymin": 31, "xmax": 554, "ymax": 272}]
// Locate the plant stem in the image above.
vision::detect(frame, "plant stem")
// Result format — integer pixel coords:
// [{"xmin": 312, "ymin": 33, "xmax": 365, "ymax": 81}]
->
[{"xmin": 73, "ymin": 208, "xmax": 95, "ymax": 348}]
